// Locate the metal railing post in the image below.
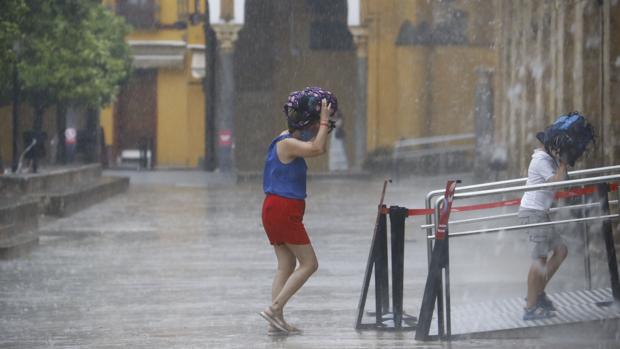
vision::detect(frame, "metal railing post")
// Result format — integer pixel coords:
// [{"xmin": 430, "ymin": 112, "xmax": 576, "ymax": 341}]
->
[
  {"xmin": 426, "ymin": 194, "xmax": 434, "ymax": 266},
  {"xmin": 434, "ymin": 200, "xmax": 445, "ymax": 339},
  {"xmin": 375, "ymin": 208, "xmax": 389, "ymax": 324},
  {"xmin": 445, "ymin": 222, "xmax": 451, "ymax": 339},
  {"xmin": 416, "ymin": 181, "xmax": 458, "ymax": 341},
  {"xmin": 415, "ymin": 170, "xmax": 620, "ymax": 340},
  {"xmin": 598, "ymin": 183, "xmax": 620, "ymax": 301},
  {"xmin": 581, "ymin": 185, "xmax": 592, "ymax": 290},
  {"xmin": 355, "ymin": 204, "xmax": 387, "ymax": 329},
  {"xmin": 389, "ymin": 206, "xmax": 408, "ymax": 328},
  {"xmin": 422, "ymin": 166, "xmax": 620, "ymax": 243}
]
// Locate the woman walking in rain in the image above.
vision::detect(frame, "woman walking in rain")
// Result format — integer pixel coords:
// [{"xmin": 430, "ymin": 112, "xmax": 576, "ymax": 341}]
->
[{"xmin": 259, "ymin": 87, "xmax": 337, "ymax": 335}]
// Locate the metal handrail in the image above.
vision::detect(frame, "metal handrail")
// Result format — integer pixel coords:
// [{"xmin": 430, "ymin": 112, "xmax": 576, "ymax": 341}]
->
[
  {"xmin": 427, "ymin": 214, "xmax": 619, "ymax": 240},
  {"xmin": 427, "ymin": 174, "xmax": 620, "ymax": 340},
  {"xmin": 425, "ymin": 165, "xmax": 620, "ymax": 200},
  {"xmin": 419, "ymin": 200, "xmax": 618, "ymax": 230},
  {"xmin": 16, "ymin": 139, "xmax": 36, "ymax": 174},
  {"xmin": 430, "ymin": 174, "xmax": 620, "ymax": 236},
  {"xmin": 445, "ymin": 174, "xmax": 620, "ymax": 200},
  {"xmin": 423, "ymin": 165, "xmax": 620, "ymax": 263}
]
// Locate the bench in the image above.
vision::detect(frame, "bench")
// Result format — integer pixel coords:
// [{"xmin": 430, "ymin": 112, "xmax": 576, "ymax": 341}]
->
[{"xmin": 117, "ymin": 149, "xmax": 152, "ymax": 170}]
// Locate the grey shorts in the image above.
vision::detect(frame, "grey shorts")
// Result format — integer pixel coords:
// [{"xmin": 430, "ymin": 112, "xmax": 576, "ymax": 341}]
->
[{"xmin": 518, "ymin": 209, "xmax": 565, "ymax": 259}]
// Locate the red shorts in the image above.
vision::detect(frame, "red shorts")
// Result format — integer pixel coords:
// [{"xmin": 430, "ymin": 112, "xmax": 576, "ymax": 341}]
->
[{"xmin": 261, "ymin": 194, "xmax": 310, "ymax": 245}]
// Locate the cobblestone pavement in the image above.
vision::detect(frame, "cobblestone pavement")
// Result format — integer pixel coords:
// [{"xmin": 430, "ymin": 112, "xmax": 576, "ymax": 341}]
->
[{"xmin": 0, "ymin": 171, "xmax": 618, "ymax": 348}]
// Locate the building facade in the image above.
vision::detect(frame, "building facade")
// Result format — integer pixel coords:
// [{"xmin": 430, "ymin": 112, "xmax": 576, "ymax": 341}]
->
[
  {"xmin": 2, "ymin": 1, "xmax": 615, "ymax": 176},
  {"xmin": 100, "ymin": 0, "xmax": 208, "ymax": 168},
  {"xmin": 96, "ymin": 0, "xmax": 498, "ymax": 173},
  {"xmin": 494, "ymin": 0, "xmax": 620, "ymax": 177}
]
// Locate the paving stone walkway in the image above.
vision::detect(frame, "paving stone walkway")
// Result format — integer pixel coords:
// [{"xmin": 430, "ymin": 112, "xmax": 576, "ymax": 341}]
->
[{"xmin": 0, "ymin": 171, "xmax": 618, "ymax": 348}]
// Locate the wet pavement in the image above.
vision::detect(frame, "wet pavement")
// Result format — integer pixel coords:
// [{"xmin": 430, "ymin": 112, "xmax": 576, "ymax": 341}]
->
[{"xmin": 1, "ymin": 171, "xmax": 619, "ymax": 348}]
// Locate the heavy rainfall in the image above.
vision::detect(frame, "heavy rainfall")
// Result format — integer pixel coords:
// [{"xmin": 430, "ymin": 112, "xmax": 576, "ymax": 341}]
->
[{"xmin": 0, "ymin": 0, "xmax": 619, "ymax": 348}]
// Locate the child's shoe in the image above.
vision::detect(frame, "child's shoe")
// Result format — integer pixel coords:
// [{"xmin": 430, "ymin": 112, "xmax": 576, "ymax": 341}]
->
[{"xmin": 523, "ymin": 303, "xmax": 555, "ymax": 321}]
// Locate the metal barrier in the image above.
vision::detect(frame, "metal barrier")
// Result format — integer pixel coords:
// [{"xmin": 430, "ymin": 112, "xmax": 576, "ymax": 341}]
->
[
  {"xmin": 423, "ymin": 165, "xmax": 620, "ymax": 263},
  {"xmin": 415, "ymin": 173, "xmax": 620, "ymax": 341},
  {"xmin": 355, "ymin": 180, "xmax": 417, "ymax": 331}
]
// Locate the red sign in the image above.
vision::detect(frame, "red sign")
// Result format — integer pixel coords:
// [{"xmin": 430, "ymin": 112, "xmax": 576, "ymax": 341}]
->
[
  {"xmin": 435, "ymin": 180, "xmax": 458, "ymax": 240},
  {"xmin": 65, "ymin": 128, "xmax": 77, "ymax": 145},
  {"xmin": 218, "ymin": 130, "xmax": 232, "ymax": 147}
]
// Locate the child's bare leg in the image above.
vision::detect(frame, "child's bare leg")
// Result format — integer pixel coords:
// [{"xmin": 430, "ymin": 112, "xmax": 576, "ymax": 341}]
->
[
  {"xmin": 527, "ymin": 258, "xmax": 547, "ymax": 308},
  {"xmin": 542, "ymin": 244, "xmax": 567, "ymax": 289}
]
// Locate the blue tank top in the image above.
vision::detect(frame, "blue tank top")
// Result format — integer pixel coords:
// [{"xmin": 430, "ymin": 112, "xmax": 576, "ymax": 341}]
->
[{"xmin": 263, "ymin": 134, "xmax": 307, "ymax": 199}]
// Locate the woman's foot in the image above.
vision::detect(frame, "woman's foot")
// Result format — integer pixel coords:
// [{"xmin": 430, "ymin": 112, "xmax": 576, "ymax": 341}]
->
[
  {"xmin": 270, "ymin": 306, "xmax": 303, "ymax": 334},
  {"xmin": 259, "ymin": 306, "xmax": 288, "ymax": 332},
  {"xmin": 281, "ymin": 319, "xmax": 302, "ymax": 335},
  {"xmin": 275, "ymin": 308, "xmax": 302, "ymax": 335},
  {"xmin": 267, "ymin": 324, "xmax": 287, "ymax": 336}
]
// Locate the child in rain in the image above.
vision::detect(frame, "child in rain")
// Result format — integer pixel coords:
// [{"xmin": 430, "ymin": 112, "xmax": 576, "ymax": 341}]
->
[
  {"xmin": 259, "ymin": 87, "xmax": 337, "ymax": 335},
  {"xmin": 519, "ymin": 112, "xmax": 594, "ymax": 320}
]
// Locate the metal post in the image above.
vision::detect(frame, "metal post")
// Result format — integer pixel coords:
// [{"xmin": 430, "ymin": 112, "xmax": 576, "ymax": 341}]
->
[
  {"xmin": 415, "ymin": 202, "xmax": 447, "ymax": 341},
  {"xmin": 389, "ymin": 206, "xmax": 407, "ymax": 328},
  {"xmin": 375, "ymin": 211, "xmax": 390, "ymax": 322},
  {"xmin": 416, "ymin": 180, "xmax": 459, "ymax": 341},
  {"xmin": 355, "ymin": 180, "xmax": 391, "ymax": 330},
  {"xmin": 581, "ymin": 185, "xmax": 592, "ymax": 290},
  {"xmin": 355, "ymin": 205, "xmax": 386, "ymax": 329},
  {"xmin": 426, "ymin": 195, "xmax": 434, "ymax": 266},
  {"xmin": 597, "ymin": 183, "xmax": 620, "ymax": 301},
  {"xmin": 434, "ymin": 202, "xmax": 445, "ymax": 339},
  {"xmin": 444, "ymin": 225, "xmax": 451, "ymax": 339}
]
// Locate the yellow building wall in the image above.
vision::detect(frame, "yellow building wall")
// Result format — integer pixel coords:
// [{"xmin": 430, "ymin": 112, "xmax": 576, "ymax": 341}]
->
[
  {"xmin": 157, "ymin": 68, "xmax": 190, "ymax": 167},
  {"xmin": 395, "ymin": 47, "xmax": 431, "ymax": 139},
  {"xmin": 365, "ymin": 0, "xmax": 496, "ymax": 151},
  {"xmin": 100, "ymin": 106, "xmax": 113, "ymax": 145},
  {"xmin": 366, "ymin": 0, "xmax": 428, "ymax": 150},
  {"xmin": 187, "ymin": 82, "xmax": 205, "ymax": 167},
  {"xmin": 100, "ymin": 0, "xmax": 206, "ymax": 168},
  {"xmin": 430, "ymin": 47, "xmax": 496, "ymax": 136}
]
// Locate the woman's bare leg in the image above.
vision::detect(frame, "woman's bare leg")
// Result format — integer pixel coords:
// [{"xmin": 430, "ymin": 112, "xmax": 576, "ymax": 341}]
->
[
  {"xmin": 272, "ymin": 244, "xmax": 297, "ymax": 302},
  {"xmin": 270, "ymin": 243, "xmax": 318, "ymax": 314}
]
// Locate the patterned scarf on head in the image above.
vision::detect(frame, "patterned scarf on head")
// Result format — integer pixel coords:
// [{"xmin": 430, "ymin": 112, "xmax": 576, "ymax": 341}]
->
[{"xmin": 283, "ymin": 87, "xmax": 338, "ymax": 130}]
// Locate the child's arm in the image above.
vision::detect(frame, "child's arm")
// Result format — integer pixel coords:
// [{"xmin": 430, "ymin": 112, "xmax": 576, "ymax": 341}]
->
[{"xmin": 548, "ymin": 161, "xmax": 568, "ymax": 182}]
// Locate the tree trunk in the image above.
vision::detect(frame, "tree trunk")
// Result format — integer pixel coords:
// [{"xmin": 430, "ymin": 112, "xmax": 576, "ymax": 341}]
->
[
  {"xmin": 31, "ymin": 105, "xmax": 45, "ymax": 173},
  {"xmin": 56, "ymin": 105, "xmax": 67, "ymax": 164},
  {"xmin": 33, "ymin": 105, "xmax": 44, "ymax": 132},
  {"xmin": 85, "ymin": 108, "xmax": 100, "ymax": 163}
]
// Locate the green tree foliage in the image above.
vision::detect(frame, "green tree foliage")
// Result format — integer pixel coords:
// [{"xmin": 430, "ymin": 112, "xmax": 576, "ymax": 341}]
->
[
  {"xmin": 18, "ymin": 0, "xmax": 131, "ymax": 119},
  {"xmin": 0, "ymin": 0, "xmax": 27, "ymax": 105}
]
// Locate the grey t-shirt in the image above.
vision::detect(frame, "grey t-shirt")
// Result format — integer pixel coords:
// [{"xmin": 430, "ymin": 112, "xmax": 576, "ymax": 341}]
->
[{"xmin": 520, "ymin": 149, "xmax": 557, "ymax": 211}]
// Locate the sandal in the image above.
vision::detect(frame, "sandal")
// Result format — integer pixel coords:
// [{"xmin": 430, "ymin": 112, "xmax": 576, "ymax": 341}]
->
[
  {"xmin": 267, "ymin": 325, "xmax": 287, "ymax": 336},
  {"xmin": 283, "ymin": 323, "xmax": 302, "ymax": 335},
  {"xmin": 259, "ymin": 307, "xmax": 288, "ymax": 333}
]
